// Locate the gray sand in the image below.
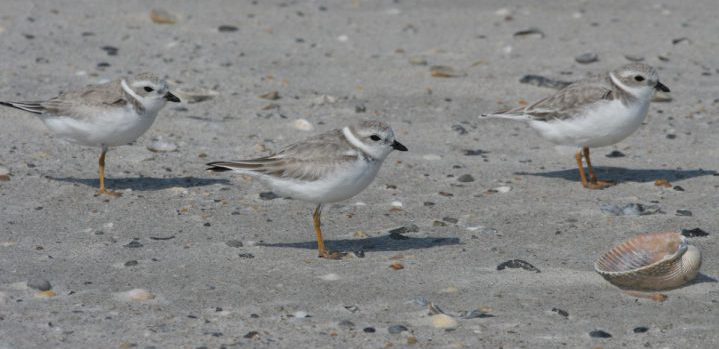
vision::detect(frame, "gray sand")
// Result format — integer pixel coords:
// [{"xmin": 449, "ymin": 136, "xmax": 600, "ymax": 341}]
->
[{"xmin": 1, "ymin": 1, "xmax": 718, "ymax": 348}]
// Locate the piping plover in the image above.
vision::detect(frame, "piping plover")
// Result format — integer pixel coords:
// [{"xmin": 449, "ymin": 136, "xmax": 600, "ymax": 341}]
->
[
  {"xmin": 0, "ymin": 73, "xmax": 180, "ymax": 196},
  {"xmin": 207, "ymin": 120, "xmax": 408, "ymax": 259},
  {"xmin": 481, "ymin": 63, "xmax": 670, "ymax": 189}
]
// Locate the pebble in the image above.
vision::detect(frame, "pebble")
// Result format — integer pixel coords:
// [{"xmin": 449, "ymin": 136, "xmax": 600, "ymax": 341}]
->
[
  {"xmin": 292, "ymin": 118, "xmax": 314, "ymax": 131},
  {"xmin": 388, "ymin": 324, "xmax": 408, "ymax": 334},
  {"xmin": 124, "ymin": 289, "xmax": 155, "ymax": 301},
  {"xmin": 388, "ymin": 224, "xmax": 419, "ymax": 235},
  {"xmin": 497, "ymin": 259, "xmax": 540, "ymax": 273},
  {"xmin": 35, "ymin": 290, "xmax": 57, "ymax": 298},
  {"xmin": 0, "ymin": 166, "xmax": 9, "ymax": 176},
  {"xmin": 452, "ymin": 124, "xmax": 467, "ymax": 135},
  {"xmin": 124, "ymin": 260, "xmax": 138, "ymax": 267},
  {"xmin": 174, "ymin": 88, "xmax": 218, "ymax": 103},
  {"xmin": 259, "ymin": 91, "xmax": 280, "ymax": 100},
  {"xmin": 226, "ymin": 240, "xmax": 243, "ymax": 248},
  {"xmin": 218, "ymin": 25, "xmax": 238, "ymax": 32},
  {"xmin": 575, "ymin": 52, "xmax": 599, "ymax": 64},
  {"xmin": 293, "ymin": 311, "xmax": 309, "ymax": 318},
  {"xmin": 101, "ymin": 46, "xmax": 118, "ymax": 56},
  {"xmin": 147, "ymin": 138, "xmax": 178, "ymax": 152},
  {"xmin": 605, "ymin": 150, "xmax": 625, "ymax": 158},
  {"xmin": 491, "ymin": 186, "xmax": 512, "ymax": 193},
  {"xmin": 675, "ymin": 209, "xmax": 693, "ymax": 217},
  {"xmin": 431, "ymin": 314, "xmax": 459, "ymax": 330},
  {"xmin": 633, "ymin": 326, "xmax": 649, "ymax": 333},
  {"xmin": 518, "ymin": 75, "xmax": 571, "ymax": 89},
  {"xmin": 363, "ymin": 327, "xmax": 376, "ymax": 333},
  {"xmin": 390, "ymin": 261, "xmax": 404, "ymax": 270},
  {"xmin": 600, "ymin": 203, "xmax": 661, "ymax": 216},
  {"xmin": 624, "ymin": 54, "xmax": 645, "ymax": 62},
  {"xmin": 149, "ymin": 8, "xmax": 177, "ymax": 24},
  {"xmin": 238, "ymin": 253, "xmax": 254, "ymax": 259},
  {"xmin": 681, "ymin": 228, "xmax": 709, "ymax": 237},
  {"xmin": 124, "ymin": 240, "xmax": 143, "ymax": 248},
  {"xmin": 589, "ymin": 329, "xmax": 612, "ymax": 338},
  {"xmin": 259, "ymin": 191, "xmax": 279, "ymax": 200},
  {"xmin": 513, "ymin": 28, "xmax": 545, "ymax": 39},
  {"xmin": 338, "ymin": 320, "xmax": 355, "ymax": 329},
  {"xmin": 27, "ymin": 279, "xmax": 51, "ymax": 291},
  {"xmin": 429, "ymin": 65, "xmax": 466, "ymax": 78},
  {"xmin": 319, "ymin": 273, "xmax": 341, "ymax": 281},
  {"xmin": 460, "ymin": 309, "xmax": 494, "ymax": 319},
  {"xmin": 409, "ymin": 57, "xmax": 428, "ymax": 66},
  {"xmin": 389, "ymin": 231, "xmax": 410, "ymax": 240},
  {"xmin": 457, "ymin": 174, "xmax": 475, "ymax": 183},
  {"xmin": 390, "ymin": 201, "xmax": 403, "ymax": 208},
  {"xmin": 551, "ymin": 307, "xmax": 569, "ymax": 318},
  {"xmin": 337, "ymin": 35, "xmax": 349, "ymax": 42}
]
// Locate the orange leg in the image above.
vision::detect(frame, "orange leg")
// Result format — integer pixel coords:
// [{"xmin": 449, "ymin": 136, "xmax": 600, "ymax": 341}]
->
[
  {"xmin": 313, "ymin": 204, "xmax": 343, "ymax": 259},
  {"xmin": 575, "ymin": 150, "xmax": 589, "ymax": 188},
  {"xmin": 583, "ymin": 147, "xmax": 615, "ymax": 189},
  {"xmin": 96, "ymin": 147, "xmax": 121, "ymax": 197}
]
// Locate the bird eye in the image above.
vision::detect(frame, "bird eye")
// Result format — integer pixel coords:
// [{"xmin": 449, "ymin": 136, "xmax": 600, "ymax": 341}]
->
[
  {"xmin": 370, "ymin": 135, "xmax": 381, "ymax": 141},
  {"xmin": 634, "ymin": 75, "xmax": 645, "ymax": 82},
  {"xmin": 144, "ymin": 86, "xmax": 154, "ymax": 92}
]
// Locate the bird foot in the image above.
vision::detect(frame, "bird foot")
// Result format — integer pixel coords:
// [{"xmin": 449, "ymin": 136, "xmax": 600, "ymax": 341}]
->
[
  {"xmin": 95, "ymin": 189, "xmax": 122, "ymax": 197},
  {"xmin": 584, "ymin": 180, "xmax": 615, "ymax": 190},
  {"xmin": 319, "ymin": 250, "xmax": 348, "ymax": 260}
]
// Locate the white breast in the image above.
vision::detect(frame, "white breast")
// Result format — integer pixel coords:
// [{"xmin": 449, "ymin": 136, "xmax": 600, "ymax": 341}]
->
[
  {"xmin": 529, "ymin": 99, "xmax": 650, "ymax": 148},
  {"xmin": 42, "ymin": 105, "xmax": 159, "ymax": 147},
  {"xmin": 262, "ymin": 158, "xmax": 383, "ymax": 204}
]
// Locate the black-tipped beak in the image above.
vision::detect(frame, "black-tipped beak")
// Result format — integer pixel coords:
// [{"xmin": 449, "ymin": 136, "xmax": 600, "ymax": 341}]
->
[
  {"xmin": 391, "ymin": 140, "xmax": 408, "ymax": 151},
  {"xmin": 655, "ymin": 81, "xmax": 670, "ymax": 93},
  {"xmin": 164, "ymin": 91, "xmax": 181, "ymax": 103}
]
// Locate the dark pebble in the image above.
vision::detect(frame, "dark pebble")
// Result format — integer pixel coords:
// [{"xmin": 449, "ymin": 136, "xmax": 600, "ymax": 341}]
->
[
  {"xmin": 238, "ymin": 253, "xmax": 255, "ymax": 259},
  {"xmin": 589, "ymin": 330, "xmax": 612, "ymax": 338},
  {"xmin": 675, "ymin": 209, "xmax": 693, "ymax": 217},
  {"xmin": 681, "ymin": 228, "xmax": 709, "ymax": 237},
  {"xmin": 27, "ymin": 279, "xmax": 52, "ymax": 291},
  {"xmin": 673, "ymin": 186, "xmax": 685, "ymax": 191},
  {"xmin": 363, "ymin": 327, "xmax": 376, "ymax": 333},
  {"xmin": 633, "ymin": 326, "xmax": 649, "ymax": 333},
  {"xmin": 423, "ymin": 201, "xmax": 435, "ymax": 207},
  {"xmin": 457, "ymin": 174, "xmax": 475, "ymax": 183},
  {"xmin": 451, "ymin": 124, "xmax": 467, "ymax": 135},
  {"xmin": 243, "ymin": 331, "xmax": 260, "ymax": 339},
  {"xmin": 463, "ymin": 149, "xmax": 488, "ymax": 156},
  {"xmin": 338, "ymin": 320, "xmax": 355, "ymax": 329},
  {"xmin": 124, "ymin": 260, "xmax": 139, "ymax": 267},
  {"xmin": 203, "ymin": 222, "xmax": 211, "ymax": 227},
  {"xmin": 497, "ymin": 259, "xmax": 540, "ymax": 273},
  {"xmin": 605, "ymin": 150, "xmax": 626, "ymax": 158},
  {"xmin": 388, "ymin": 224, "xmax": 419, "ymax": 235},
  {"xmin": 355, "ymin": 105, "xmax": 366, "ymax": 113},
  {"xmin": 461, "ymin": 309, "xmax": 494, "ymax": 319},
  {"xmin": 149, "ymin": 235, "xmax": 175, "ymax": 241},
  {"xmin": 97, "ymin": 62, "xmax": 110, "ymax": 68},
  {"xmin": 551, "ymin": 307, "xmax": 569, "ymax": 318},
  {"xmin": 442, "ymin": 217, "xmax": 458, "ymax": 224},
  {"xmin": 218, "ymin": 25, "xmax": 238, "ymax": 32},
  {"xmin": 226, "ymin": 240, "xmax": 243, "ymax": 248},
  {"xmin": 666, "ymin": 134, "xmax": 676, "ymax": 139},
  {"xmin": 388, "ymin": 324, "xmax": 408, "ymax": 334},
  {"xmin": 433, "ymin": 220, "xmax": 447, "ymax": 227},
  {"xmin": 124, "ymin": 240, "xmax": 143, "ymax": 248},
  {"xmin": 259, "ymin": 191, "xmax": 279, "ymax": 200},
  {"xmin": 101, "ymin": 46, "xmax": 118, "ymax": 56}
]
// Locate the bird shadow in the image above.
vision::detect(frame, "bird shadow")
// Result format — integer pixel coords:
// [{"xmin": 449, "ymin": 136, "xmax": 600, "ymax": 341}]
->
[
  {"xmin": 516, "ymin": 167, "xmax": 716, "ymax": 184},
  {"xmin": 686, "ymin": 273, "xmax": 718, "ymax": 287},
  {"xmin": 47, "ymin": 176, "xmax": 230, "ymax": 191},
  {"xmin": 260, "ymin": 234, "xmax": 462, "ymax": 254}
]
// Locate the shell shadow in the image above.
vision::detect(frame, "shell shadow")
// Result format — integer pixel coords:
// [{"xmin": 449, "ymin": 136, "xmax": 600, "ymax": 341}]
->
[
  {"xmin": 47, "ymin": 176, "xmax": 230, "ymax": 191},
  {"xmin": 686, "ymin": 273, "xmax": 718, "ymax": 287},
  {"xmin": 516, "ymin": 167, "xmax": 716, "ymax": 184},
  {"xmin": 260, "ymin": 234, "xmax": 462, "ymax": 253}
]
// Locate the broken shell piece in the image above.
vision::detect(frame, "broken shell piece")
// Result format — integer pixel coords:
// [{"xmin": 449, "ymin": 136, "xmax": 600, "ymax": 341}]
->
[
  {"xmin": 292, "ymin": 118, "xmax": 314, "ymax": 131},
  {"xmin": 173, "ymin": 88, "xmax": 218, "ymax": 103},
  {"xmin": 121, "ymin": 288, "xmax": 156, "ymax": 301},
  {"xmin": 430, "ymin": 65, "xmax": 466, "ymax": 78},
  {"xmin": 594, "ymin": 232, "xmax": 701, "ymax": 291},
  {"xmin": 149, "ymin": 9, "xmax": 177, "ymax": 24},
  {"xmin": 431, "ymin": 314, "xmax": 458, "ymax": 330}
]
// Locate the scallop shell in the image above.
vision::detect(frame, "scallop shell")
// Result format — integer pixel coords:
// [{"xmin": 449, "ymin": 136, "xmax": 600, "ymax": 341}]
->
[{"xmin": 594, "ymin": 232, "xmax": 701, "ymax": 291}]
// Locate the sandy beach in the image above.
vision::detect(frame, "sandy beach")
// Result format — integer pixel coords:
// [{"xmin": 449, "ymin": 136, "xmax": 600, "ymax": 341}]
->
[{"xmin": 1, "ymin": 1, "xmax": 717, "ymax": 348}]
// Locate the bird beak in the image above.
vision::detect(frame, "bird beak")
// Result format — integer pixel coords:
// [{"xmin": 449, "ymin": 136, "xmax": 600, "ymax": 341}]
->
[
  {"xmin": 391, "ymin": 140, "xmax": 408, "ymax": 151},
  {"xmin": 654, "ymin": 81, "xmax": 670, "ymax": 93},
  {"xmin": 164, "ymin": 92, "xmax": 181, "ymax": 102}
]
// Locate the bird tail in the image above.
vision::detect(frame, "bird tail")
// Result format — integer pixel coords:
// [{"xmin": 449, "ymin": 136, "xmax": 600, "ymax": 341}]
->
[
  {"xmin": 0, "ymin": 101, "xmax": 46, "ymax": 114},
  {"xmin": 206, "ymin": 161, "xmax": 264, "ymax": 172}
]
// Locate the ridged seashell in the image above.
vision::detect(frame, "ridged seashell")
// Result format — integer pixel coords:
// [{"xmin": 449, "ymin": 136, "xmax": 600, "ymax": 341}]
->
[{"xmin": 594, "ymin": 232, "xmax": 701, "ymax": 291}]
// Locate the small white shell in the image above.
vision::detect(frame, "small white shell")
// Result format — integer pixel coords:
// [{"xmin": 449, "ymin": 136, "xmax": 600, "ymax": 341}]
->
[{"xmin": 594, "ymin": 232, "xmax": 701, "ymax": 291}]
